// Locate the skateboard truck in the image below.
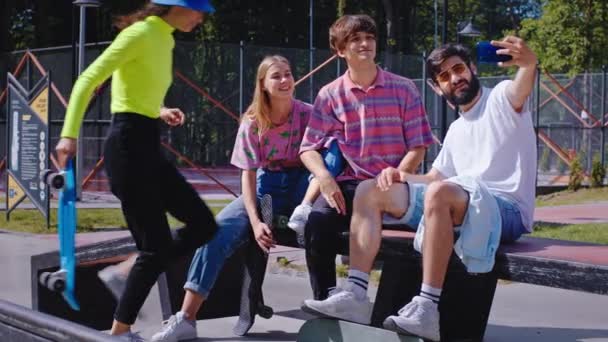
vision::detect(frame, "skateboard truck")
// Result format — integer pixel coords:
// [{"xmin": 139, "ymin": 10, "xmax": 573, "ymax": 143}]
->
[
  {"xmin": 41, "ymin": 169, "xmax": 66, "ymax": 190},
  {"xmin": 39, "ymin": 270, "xmax": 67, "ymax": 292}
]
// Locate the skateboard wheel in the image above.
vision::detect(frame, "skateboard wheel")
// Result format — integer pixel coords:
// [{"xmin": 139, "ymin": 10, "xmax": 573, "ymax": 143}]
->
[
  {"xmin": 41, "ymin": 170, "xmax": 65, "ymax": 190},
  {"xmin": 39, "ymin": 271, "xmax": 66, "ymax": 292},
  {"xmin": 277, "ymin": 215, "xmax": 289, "ymax": 230},
  {"xmin": 257, "ymin": 304, "xmax": 273, "ymax": 319}
]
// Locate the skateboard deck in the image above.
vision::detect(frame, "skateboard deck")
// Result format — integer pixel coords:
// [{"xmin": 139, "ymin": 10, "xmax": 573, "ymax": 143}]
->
[
  {"xmin": 233, "ymin": 194, "xmax": 274, "ymax": 336},
  {"xmin": 58, "ymin": 160, "xmax": 79, "ymax": 310},
  {"xmin": 297, "ymin": 318, "xmax": 424, "ymax": 342},
  {"xmin": 39, "ymin": 160, "xmax": 79, "ymax": 311}
]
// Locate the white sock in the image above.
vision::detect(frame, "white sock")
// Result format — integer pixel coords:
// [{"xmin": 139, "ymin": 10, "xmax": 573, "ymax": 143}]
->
[
  {"xmin": 420, "ymin": 283, "xmax": 441, "ymax": 304},
  {"xmin": 178, "ymin": 311, "xmax": 196, "ymax": 322},
  {"xmin": 347, "ymin": 269, "xmax": 369, "ymax": 300},
  {"xmin": 301, "ymin": 200, "xmax": 313, "ymax": 207}
]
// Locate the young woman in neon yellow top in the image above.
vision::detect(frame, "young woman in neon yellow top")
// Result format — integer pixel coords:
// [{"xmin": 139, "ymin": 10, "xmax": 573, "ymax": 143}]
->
[{"xmin": 55, "ymin": 1, "xmax": 217, "ymax": 340}]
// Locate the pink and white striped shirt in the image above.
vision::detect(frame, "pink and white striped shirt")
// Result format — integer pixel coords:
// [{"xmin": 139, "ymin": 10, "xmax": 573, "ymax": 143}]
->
[{"xmin": 300, "ymin": 67, "xmax": 433, "ymax": 180}]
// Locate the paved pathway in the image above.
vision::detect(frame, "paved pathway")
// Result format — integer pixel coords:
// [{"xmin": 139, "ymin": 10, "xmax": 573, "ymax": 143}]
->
[
  {"xmin": 0, "ymin": 231, "xmax": 607, "ymax": 341},
  {"xmin": 534, "ymin": 202, "xmax": 608, "ymax": 224}
]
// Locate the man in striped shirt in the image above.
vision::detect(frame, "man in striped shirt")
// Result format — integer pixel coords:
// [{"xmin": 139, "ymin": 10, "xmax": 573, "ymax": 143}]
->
[{"xmin": 299, "ymin": 14, "xmax": 434, "ymax": 306}]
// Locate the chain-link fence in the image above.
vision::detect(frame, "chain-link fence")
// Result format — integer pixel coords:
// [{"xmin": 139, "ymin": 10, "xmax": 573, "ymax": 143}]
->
[{"xmin": 1, "ymin": 41, "xmax": 607, "ymax": 196}]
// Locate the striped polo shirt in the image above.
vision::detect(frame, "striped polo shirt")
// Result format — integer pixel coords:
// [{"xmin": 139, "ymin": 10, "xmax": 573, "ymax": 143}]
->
[{"xmin": 300, "ymin": 67, "xmax": 434, "ymax": 181}]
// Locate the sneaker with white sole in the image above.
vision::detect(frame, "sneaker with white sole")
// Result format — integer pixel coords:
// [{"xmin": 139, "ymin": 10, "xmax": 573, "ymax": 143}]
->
[
  {"xmin": 150, "ymin": 311, "xmax": 197, "ymax": 342},
  {"xmin": 116, "ymin": 331, "xmax": 145, "ymax": 342},
  {"xmin": 382, "ymin": 296, "xmax": 440, "ymax": 341},
  {"xmin": 98, "ymin": 265, "xmax": 127, "ymax": 300},
  {"xmin": 301, "ymin": 289, "xmax": 372, "ymax": 325},
  {"xmin": 287, "ymin": 204, "xmax": 313, "ymax": 234}
]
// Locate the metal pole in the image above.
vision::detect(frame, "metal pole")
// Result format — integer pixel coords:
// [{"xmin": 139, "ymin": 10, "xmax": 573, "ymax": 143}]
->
[
  {"xmin": 440, "ymin": 0, "xmax": 448, "ymax": 140},
  {"xmin": 337, "ymin": 57, "xmax": 341, "ymax": 78},
  {"xmin": 433, "ymin": 0, "xmax": 439, "ymax": 131},
  {"xmin": 434, "ymin": 0, "xmax": 439, "ymax": 48},
  {"xmin": 602, "ymin": 65, "xmax": 606, "ymax": 168},
  {"xmin": 309, "ymin": 0, "xmax": 314, "ymax": 103},
  {"xmin": 71, "ymin": 6, "xmax": 78, "ymax": 85},
  {"xmin": 76, "ymin": 5, "xmax": 86, "ymax": 199},
  {"xmin": 535, "ymin": 64, "xmax": 541, "ymax": 187},
  {"xmin": 238, "ymin": 41, "xmax": 244, "ymax": 196},
  {"xmin": 26, "ymin": 51, "xmax": 32, "ymax": 91},
  {"xmin": 421, "ymin": 51, "xmax": 428, "ymax": 174},
  {"xmin": 239, "ymin": 41, "xmax": 244, "ymax": 115}
]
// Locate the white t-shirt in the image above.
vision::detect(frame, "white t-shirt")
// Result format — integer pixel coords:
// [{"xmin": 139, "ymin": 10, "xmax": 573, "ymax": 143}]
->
[{"xmin": 432, "ymin": 80, "xmax": 537, "ymax": 231}]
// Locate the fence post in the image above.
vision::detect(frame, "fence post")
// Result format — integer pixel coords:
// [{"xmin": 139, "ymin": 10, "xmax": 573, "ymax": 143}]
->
[
  {"xmin": 336, "ymin": 57, "xmax": 340, "ymax": 79},
  {"xmin": 535, "ymin": 63, "xmax": 541, "ymax": 187},
  {"xmin": 602, "ymin": 65, "xmax": 606, "ymax": 169},
  {"xmin": 239, "ymin": 40, "xmax": 244, "ymax": 116},
  {"xmin": 309, "ymin": 0, "xmax": 314, "ymax": 103},
  {"xmin": 421, "ymin": 51, "xmax": 428, "ymax": 173}
]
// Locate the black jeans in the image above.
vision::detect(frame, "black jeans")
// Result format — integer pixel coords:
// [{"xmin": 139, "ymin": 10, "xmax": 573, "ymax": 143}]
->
[
  {"xmin": 304, "ymin": 180, "xmax": 360, "ymax": 300},
  {"xmin": 104, "ymin": 113, "xmax": 217, "ymax": 324}
]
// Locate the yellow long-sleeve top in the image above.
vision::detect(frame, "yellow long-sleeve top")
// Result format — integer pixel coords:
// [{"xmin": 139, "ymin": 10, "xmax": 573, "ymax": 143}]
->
[{"xmin": 61, "ymin": 16, "xmax": 175, "ymax": 138}]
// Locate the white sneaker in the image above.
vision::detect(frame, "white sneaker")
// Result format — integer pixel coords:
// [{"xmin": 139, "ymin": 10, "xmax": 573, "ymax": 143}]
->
[
  {"xmin": 301, "ymin": 289, "xmax": 372, "ymax": 325},
  {"xmin": 382, "ymin": 296, "xmax": 440, "ymax": 341},
  {"xmin": 116, "ymin": 331, "xmax": 145, "ymax": 342},
  {"xmin": 98, "ymin": 265, "xmax": 127, "ymax": 300},
  {"xmin": 287, "ymin": 204, "xmax": 313, "ymax": 234},
  {"xmin": 150, "ymin": 311, "xmax": 197, "ymax": 342}
]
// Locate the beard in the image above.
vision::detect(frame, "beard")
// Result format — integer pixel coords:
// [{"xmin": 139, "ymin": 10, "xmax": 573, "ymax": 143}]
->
[{"xmin": 445, "ymin": 74, "xmax": 480, "ymax": 106}]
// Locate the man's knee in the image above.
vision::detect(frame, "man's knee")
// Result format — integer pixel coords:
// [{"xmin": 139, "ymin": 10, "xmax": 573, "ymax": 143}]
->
[
  {"xmin": 354, "ymin": 179, "xmax": 409, "ymax": 217},
  {"xmin": 353, "ymin": 179, "xmax": 387, "ymax": 210},
  {"xmin": 424, "ymin": 181, "xmax": 454, "ymax": 207},
  {"xmin": 424, "ymin": 181, "xmax": 467, "ymax": 225}
]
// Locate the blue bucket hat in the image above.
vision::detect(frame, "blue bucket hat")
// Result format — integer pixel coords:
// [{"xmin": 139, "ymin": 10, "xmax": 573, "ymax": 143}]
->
[{"xmin": 151, "ymin": 0, "xmax": 215, "ymax": 13}]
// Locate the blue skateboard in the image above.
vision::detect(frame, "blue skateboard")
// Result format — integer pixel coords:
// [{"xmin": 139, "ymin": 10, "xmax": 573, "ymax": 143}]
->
[{"xmin": 39, "ymin": 159, "xmax": 80, "ymax": 311}]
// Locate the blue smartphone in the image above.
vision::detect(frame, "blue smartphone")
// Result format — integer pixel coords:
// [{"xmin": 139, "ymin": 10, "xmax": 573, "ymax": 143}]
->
[{"xmin": 476, "ymin": 41, "xmax": 512, "ymax": 64}]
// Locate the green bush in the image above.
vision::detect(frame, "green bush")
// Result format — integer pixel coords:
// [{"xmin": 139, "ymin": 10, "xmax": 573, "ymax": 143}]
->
[
  {"xmin": 568, "ymin": 156, "xmax": 584, "ymax": 191},
  {"xmin": 590, "ymin": 154, "xmax": 606, "ymax": 188}
]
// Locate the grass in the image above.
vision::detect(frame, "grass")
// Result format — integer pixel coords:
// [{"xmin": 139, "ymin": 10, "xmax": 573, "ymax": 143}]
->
[
  {"xmin": 531, "ymin": 222, "xmax": 608, "ymax": 244},
  {"xmin": 0, "ymin": 202, "xmax": 224, "ymax": 234},
  {"xmin": 536, "ymin": 187, "xmax": 608, "ymax": 207}
]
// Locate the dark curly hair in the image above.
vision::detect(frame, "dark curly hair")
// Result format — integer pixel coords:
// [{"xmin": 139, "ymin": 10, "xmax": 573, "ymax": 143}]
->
[{"xmin": 426, "ymin": 43, "xmax": 473, "ymax": 84}]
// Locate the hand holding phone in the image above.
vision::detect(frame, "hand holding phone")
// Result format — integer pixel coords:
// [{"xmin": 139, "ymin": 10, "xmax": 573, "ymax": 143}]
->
[{"xmin": 476, "ymin": 41, "xmax": 513, "ymax": 64}]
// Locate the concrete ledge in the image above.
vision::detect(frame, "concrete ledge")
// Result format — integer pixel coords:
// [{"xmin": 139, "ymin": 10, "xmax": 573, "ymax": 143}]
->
[{"xmin": 0, "ymin": 299, "xmax": 118, "ymax": 341}]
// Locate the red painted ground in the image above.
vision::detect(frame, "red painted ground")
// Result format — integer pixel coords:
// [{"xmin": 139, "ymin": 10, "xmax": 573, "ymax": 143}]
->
[{"xmin": 534, "ymin": 203, "xmax": 608, "ymax": 224}]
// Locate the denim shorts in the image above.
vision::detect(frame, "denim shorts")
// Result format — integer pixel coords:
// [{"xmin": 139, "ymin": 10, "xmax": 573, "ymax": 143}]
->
[
  {"xmin": 383, "ymin": 183, "xmax": 527, "ymax": 242},
  {"xmin": 382, "ymin": 183, "xmax": 426, "ymax": 230},
  {"xmin": 494, "ymin": 195, "xmax": 528, "ymax": 243}
]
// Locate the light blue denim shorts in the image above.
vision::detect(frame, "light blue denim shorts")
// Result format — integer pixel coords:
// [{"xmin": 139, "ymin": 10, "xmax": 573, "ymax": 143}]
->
[{"xmin": 382, "ymin": 183, "xmax": 528, "ymax": 242}]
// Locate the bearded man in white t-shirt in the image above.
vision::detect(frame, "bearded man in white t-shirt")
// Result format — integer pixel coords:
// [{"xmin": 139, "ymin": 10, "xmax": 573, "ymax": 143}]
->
[{"xmin": 301, "ymin": 36, "xmax": 537, "ymax": 341}]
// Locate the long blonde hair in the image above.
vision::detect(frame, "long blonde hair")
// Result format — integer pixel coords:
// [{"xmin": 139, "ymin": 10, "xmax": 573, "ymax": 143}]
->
[{"xmin": 244, "ymin": 55, "xmax": 292, "ymax": 136}]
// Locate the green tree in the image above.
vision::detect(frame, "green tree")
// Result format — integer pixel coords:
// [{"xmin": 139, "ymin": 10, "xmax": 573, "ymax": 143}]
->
[
  {"xmin": 9, "ymin": 9, "xmax": 35, "ymax": 50},
  {"xmin": 518, "ymin": 0, "xmax": 608, "ymax": 75}
]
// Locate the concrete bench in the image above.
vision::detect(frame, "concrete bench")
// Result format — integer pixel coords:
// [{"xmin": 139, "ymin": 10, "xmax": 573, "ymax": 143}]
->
[
  {"xmin": 339, "ymin": 229, "xmax": 608, "ymax": 341},
  {"xmin": 31, "ymin": 235, "xmax": 250, "ymax": 330},
  {"xmin": 31, "ymin": 227, "xmax": 608, "ymax": 341}
]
